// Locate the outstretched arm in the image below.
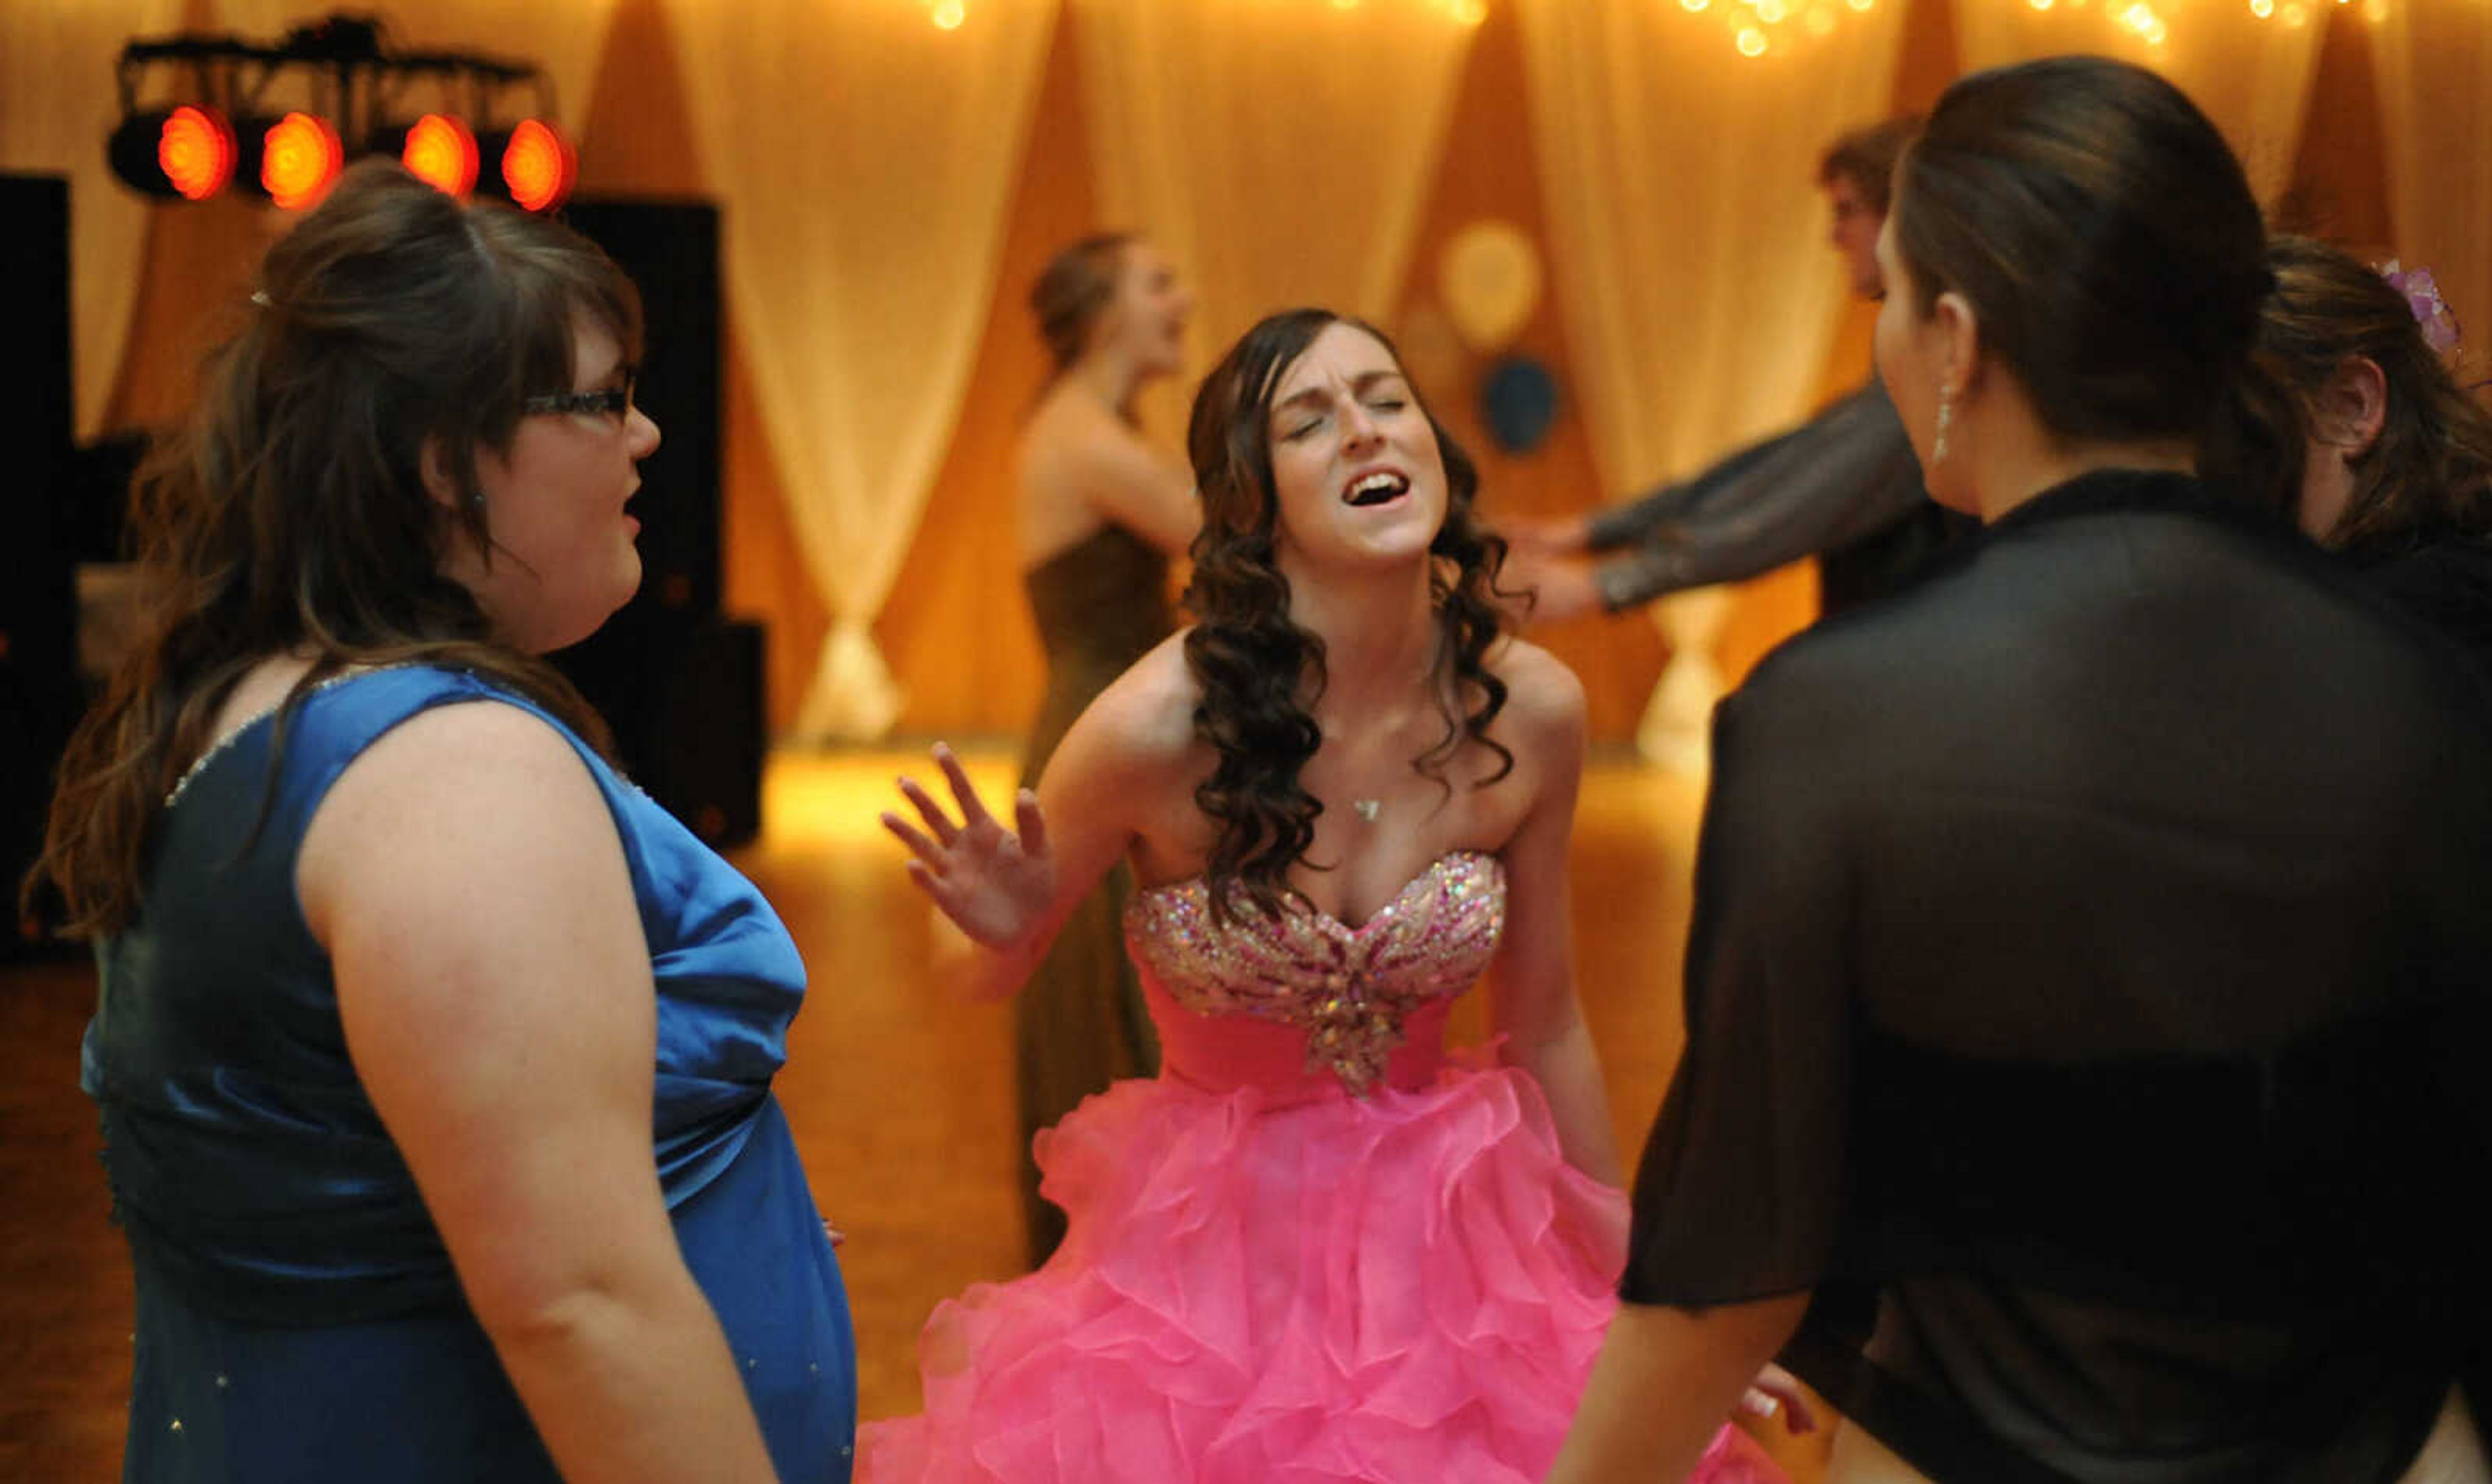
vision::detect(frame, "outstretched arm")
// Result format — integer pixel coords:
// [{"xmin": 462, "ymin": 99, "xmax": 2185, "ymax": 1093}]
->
[
  {"xmin": 1485, "ymin": 652, "xmax": 1622, "ymax": 1186},
  {"xmin": 1582, "ymin": 437, "xmax": 1787, "ymax": 553},
  {"xmin": 1079, "ymin": 424, "xmax": 1201, "ymax": 559},
  {"xmin": 1544, "ymin": 1295, "xmax": 1812, "ymax": 1483},
  {"xmin": 883, "ymin": 648, "xmax": 1191, "ymax": 1001},
  {"xmin": 1589, "ymin": 384, "xmax": 1926, "ymax": 611}
]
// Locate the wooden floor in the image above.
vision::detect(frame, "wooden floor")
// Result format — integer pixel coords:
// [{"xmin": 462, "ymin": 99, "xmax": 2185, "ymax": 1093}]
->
[{"xmin": 0, "ymin": 746, "xmax": 1827, "ymax": 1479}]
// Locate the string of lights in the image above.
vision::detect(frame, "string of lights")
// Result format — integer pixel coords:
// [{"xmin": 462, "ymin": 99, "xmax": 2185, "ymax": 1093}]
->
[
  {"xmin": 106, "ymin": 13, "xmax": 576, "ymax": 213},
  {"xmin": 1676, "ymin": 0, "xmax": 2393, "ymax": 58},
  {"xmin": 906, "ymin": 0, "xmax": 2395, "ymax": 58}
]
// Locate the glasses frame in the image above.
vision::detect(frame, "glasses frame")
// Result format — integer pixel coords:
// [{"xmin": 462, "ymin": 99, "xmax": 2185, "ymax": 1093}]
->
[{"xmin": 522, "ymin": 367, "xmax": 638, "ymax": 422}]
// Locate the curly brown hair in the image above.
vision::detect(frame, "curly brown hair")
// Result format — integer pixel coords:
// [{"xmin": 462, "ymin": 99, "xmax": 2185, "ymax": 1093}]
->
[
  {"xmin": 26, "ymin": 159, "xmax": 637, "ymax": 938},
  {"xmin": 1179, "ymin": 308, "xmax": 1512, "ymax": 924}
]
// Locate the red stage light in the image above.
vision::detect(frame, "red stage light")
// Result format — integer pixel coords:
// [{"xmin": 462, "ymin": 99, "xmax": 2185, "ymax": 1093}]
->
[
  {"xmin": 498, "ymin": 119, "xmax": 575, "ymax": 213},
  {"xmin": 402, "ymin": 113, "xmax": 480, "ymax": 198},
  {"xmin": 258, "ymin": 112, "xmax": 342, "ymax": 210},
  {"xmin": 158, "ymin": 106, "xmax": 236, "ymax": 201}
]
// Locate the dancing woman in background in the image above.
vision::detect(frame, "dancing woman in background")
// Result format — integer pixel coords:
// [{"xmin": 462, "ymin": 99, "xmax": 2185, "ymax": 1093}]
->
[
  {"xmin": 1548, "ymin": 56, "xmax": 2492, "ymax": 1484},
  {"xmin": 1010, "ymin": 233, "xmax": 1199, "ymax": 1265},
  {"xmin": 864, "ymin": 309, "xmax": 1781, "ymax": 1484},
  {"xmin": 29, "ymin": 161, "xmax": 853, "ymax": 1483}
]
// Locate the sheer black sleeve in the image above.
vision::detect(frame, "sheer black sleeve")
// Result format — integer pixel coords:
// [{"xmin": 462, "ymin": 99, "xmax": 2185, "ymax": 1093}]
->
[{"xmin": 1620, "ymin": 673, "xmax": 1857, "ymax": 1308}]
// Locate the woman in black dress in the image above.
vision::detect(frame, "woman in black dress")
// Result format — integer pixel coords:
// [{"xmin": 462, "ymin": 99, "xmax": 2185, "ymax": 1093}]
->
[
  {"xmin": 1546, "ymin": 56, "xmax": 2492, "ymax": 1484},
  {"xmin": 1010, "ymin": 234, "xmax": 1197, "ymax": 1265}
]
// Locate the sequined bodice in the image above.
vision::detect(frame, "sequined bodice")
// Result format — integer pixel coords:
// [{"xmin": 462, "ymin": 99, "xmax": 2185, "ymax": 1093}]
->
[{"xmin": 1123, "ymin": 852, "xmax": 1506, "ymax": 1096}]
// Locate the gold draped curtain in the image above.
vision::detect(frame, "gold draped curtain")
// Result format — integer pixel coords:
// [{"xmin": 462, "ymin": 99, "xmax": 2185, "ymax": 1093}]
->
[
  {"xmin": 2375, "ymin": 0, "xmax": 2492, "ymax": 371},
  {"xmin": 1514, "ymin": 0, "xmax": 1909, "ymax": 499},
  {"xmin": 1951, "ymin": 1, "xmax": 2326, "ymax": 202},
  {"xmin": 661, "ymin": 0, "xmax": 1060, "ymax": 743},
  {"xmin": 1069, "ymin": 0, "xmax": 1484, "ymax": 391},
  {"xmin": 1513, "ymin": 0, "xmax": 1909, "ymax": 767}
]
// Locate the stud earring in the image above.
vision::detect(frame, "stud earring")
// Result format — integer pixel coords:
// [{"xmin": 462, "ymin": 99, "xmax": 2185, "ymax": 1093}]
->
[{"xmin": 1932, "ymin": 388, "xmax": 1956, "ymax": 466}]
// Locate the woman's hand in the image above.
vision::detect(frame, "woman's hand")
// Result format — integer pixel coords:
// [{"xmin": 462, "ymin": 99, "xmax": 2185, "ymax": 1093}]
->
[
  {"xmin": 1738, "ymin": 1363, "xmax": 1820, "ymax": 1434},
  {"xmin": 882, "ymin": 744, "xmax": 1054, "ymax": 949},
  {"xmin": 1503, "ymin": 513, "xmax": 1593, "ymax": 555},
  {"xmin": 1498, "ymin": 549, "xmax": 1607, "ymax": 625}
]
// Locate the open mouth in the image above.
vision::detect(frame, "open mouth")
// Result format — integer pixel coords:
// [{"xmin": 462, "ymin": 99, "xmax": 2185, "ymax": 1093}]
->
[{"xmin": 1343, "ymin": 470, "xmax": 1410, "ymax": 508}]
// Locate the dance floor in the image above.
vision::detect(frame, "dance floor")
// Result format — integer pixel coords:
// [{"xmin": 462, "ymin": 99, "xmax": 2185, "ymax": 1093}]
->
[{"xmin": 0, "ymin": 745, "xmax": 1822, "ymax": 1479}]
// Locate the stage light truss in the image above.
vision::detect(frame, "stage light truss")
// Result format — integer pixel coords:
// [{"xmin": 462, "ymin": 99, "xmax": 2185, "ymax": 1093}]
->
[{"xmin": 107, "ymin": 12, "xmax": 575, "ymax": 213}]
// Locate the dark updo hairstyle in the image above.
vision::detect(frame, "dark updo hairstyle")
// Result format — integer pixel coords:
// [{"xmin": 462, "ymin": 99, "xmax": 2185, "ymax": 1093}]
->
[
  {"xmin": 29, "ymin": 158, "xmax": 639, "ymax": 937},
  {"xmin": 1816, "ymin": 114, "xmax": 1922, "ymax": 217},
  {"xmin": 1892, "ymin": 55, "xmax": 2270, "ymax": 450},
  {"xmin": 1029, "ymin": 232, "xmax": 1133, "ymax": 377},
  {"xmin": 2206, "ymin": 234, "xmax": 2492, "ymax": 553},
  {"xmin": 1180, "ymin": 308, "xmax": 1512, "ymax": 924}
]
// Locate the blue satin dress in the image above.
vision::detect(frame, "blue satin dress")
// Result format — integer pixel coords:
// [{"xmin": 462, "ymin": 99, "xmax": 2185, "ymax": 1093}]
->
[{"xmin": 84, "ymin": 666, "xmax": 855, "ymax": 1482}]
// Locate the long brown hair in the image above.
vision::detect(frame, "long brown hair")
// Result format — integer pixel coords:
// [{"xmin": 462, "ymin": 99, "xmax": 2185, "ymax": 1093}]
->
[
  {"xmin": 1180, "ymin": 308, "xmax": 1512, "ymax": 924},
  {"xmin": 27, "ymin": 159, "xmax": 639, "ymax": 938},
  {"xmin": 2210, "ymin": 234, "xmax": 2492, "ymax": 552},
  {"xmin": 1893, "ymin": 55, "xmax": 2270, "ymax": 450}
]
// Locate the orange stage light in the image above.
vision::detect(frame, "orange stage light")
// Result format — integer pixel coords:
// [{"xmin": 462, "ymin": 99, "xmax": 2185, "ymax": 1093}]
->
[
  {"xmin": 158, "ymin": 106, "xmax": 236, "ymax": 201},
  {"xmin": 403, "ymin": 113, "xmax": 480, "ymax": 198},
  {"xmin": 498, "ymin": 119, "xmax": 575, "ymax": 213},
  {"xmin": 258, "ymin": 112, "xmax": 343, "ymax": 210}
]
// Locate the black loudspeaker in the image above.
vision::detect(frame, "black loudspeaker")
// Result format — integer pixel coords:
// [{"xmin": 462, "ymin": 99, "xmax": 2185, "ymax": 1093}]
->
[
  {"xmin": 2, "ymin": 175, "xmax": 77, "ymax": 953},
  {"xmin": 546, "ymin": 199, "xmax": 764, "ymax": 847},
  {"xmin": 560, "ymin": 198, "xmax": 722, "ymax": 617},
  {"xmin": 642, "ymin": 617, "xmax": 766, "ymax": 849}
]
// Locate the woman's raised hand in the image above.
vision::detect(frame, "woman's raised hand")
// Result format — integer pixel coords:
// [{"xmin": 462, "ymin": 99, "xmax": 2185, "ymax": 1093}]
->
[{"xmin": 881, "ymin": 744, "xmax": 1054, "ymax": 949}]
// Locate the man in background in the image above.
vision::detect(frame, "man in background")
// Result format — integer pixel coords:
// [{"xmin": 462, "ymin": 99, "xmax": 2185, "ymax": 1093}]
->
[{"xmin": 1506, "ymin": 117, "xmax": 1973, "ymax": 622}]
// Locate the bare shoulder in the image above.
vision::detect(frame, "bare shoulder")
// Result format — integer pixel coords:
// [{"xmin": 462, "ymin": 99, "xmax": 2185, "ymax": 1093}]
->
[
  {"xmin": 1068, "ymin": 631, "xmax": 1207, "ymax": 774},
  {"xmin": 1016, "ymin": 398, "xmax": 1081, "ymax": 497},
  {"xmin": 1485, "ymin": 637, "xmax": 1587, "ymax": 746},
  {"xmin": 1031, "ymin": 631, "xmax": 1216, "ymax": 875},
  {"xmin": 1021, "ymin": 390, "xmax": 1124, "ymax": 478},
  {"xmin": 336, "ymin": 696, "xmax": 597, "ymax": 799},
  {"xmin": 298, "ymin": 698, "xmax": 618, "ymax": 936}
]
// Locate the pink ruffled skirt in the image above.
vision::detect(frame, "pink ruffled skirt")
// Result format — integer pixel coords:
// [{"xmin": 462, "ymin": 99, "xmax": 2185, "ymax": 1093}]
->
[{"xmin": 858, "ymin": 1062, "xmax": 1783, "ymax": 1483}]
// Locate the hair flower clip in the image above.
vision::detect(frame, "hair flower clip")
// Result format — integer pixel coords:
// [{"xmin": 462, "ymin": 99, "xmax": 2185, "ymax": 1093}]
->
[{"xmin": 2376, "ymin": 260, "xmax": 2461, "ymax": 356}]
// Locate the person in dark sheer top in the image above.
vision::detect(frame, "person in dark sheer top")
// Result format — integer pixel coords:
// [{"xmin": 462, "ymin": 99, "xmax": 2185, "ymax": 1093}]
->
[
  {"xmin": 2208, "ymin": 234, "xmax": 2492, "ymax": 672},
  {"xmin": 1545, "ymin": 56, "xmax": 2492, "ymax": 1484}
]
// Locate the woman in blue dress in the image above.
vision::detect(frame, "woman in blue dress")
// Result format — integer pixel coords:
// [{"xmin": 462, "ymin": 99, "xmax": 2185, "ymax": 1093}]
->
[{"xmin": 27, "ymin": 160, "xmax": 854, "ymax": 1483}]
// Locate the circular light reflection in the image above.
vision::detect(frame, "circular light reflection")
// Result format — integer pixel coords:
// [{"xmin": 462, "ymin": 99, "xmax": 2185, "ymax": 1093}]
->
[
  {"xmin": 404, "ymin": 113, "xmax": 480, "ymax": 198},
  {"xmin": 260, "ymin": 112, "xmax": 342, "ymax": 212},
  {"xmin": 501, "ymin": 119, "xmax": 576, "ymax": 213},
  {"xmin": 159, "ymin": 105, "xmax": 235, "ymax": 201}
]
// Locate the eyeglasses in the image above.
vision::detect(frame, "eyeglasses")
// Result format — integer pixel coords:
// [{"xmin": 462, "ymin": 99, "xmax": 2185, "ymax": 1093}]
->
[{"xmin": 523, "ymin": 367, "xmax": 638, "ymax": 422}]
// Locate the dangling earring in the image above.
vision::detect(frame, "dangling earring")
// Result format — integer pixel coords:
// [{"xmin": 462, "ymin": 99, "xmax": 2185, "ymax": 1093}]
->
[{"xmin": 1931, "ymin": 387, "xmax": 1956, "ymax": 466}]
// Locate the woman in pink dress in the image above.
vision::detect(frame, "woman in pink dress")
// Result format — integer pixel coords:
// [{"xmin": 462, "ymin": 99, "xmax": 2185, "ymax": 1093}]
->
[{"xmin": 865, "ymin": 309, "xmax": 1783, "ymax": 1483}]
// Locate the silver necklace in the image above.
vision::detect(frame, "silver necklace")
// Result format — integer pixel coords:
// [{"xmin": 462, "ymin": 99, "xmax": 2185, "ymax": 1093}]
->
[{"xmin": 1343, "ymin": 629, "xmax": 1448, "ymax": 827}]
